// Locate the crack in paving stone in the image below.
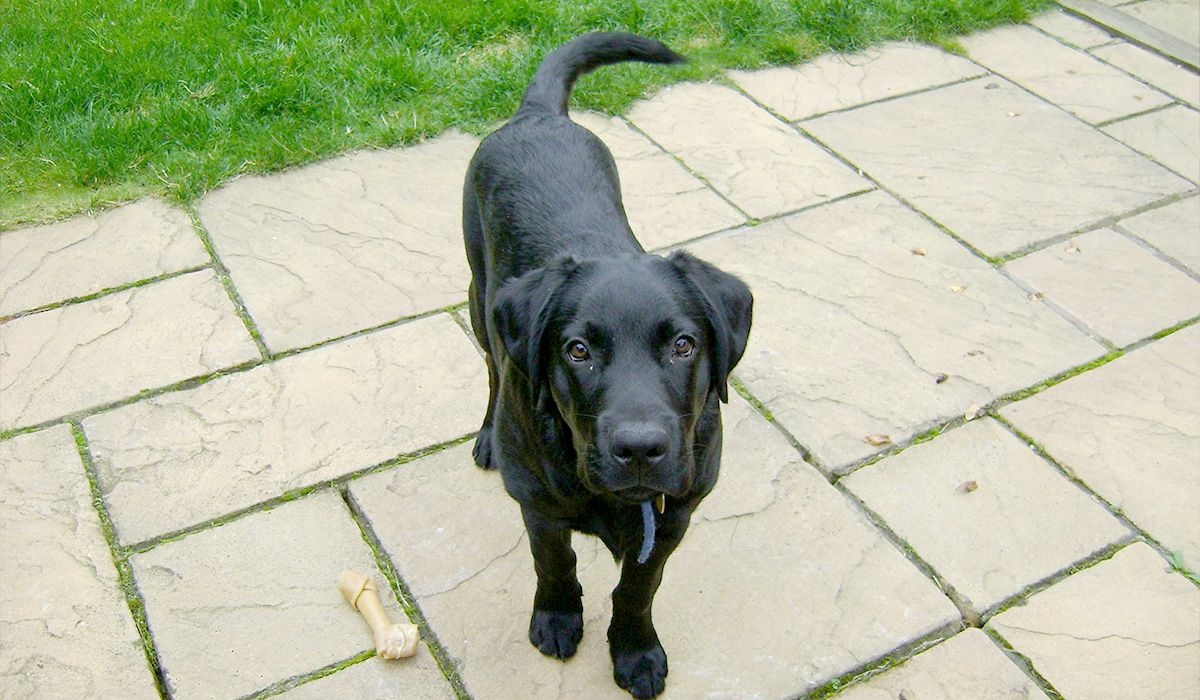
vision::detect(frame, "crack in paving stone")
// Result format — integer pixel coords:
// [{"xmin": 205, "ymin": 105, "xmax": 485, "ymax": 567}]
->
[
  {"xmin": 323, "ymin": 166, "xmax": 372, "ymax": 200},
  {"xmin": 418, "ymin": 530, "xmax": 529, "ymax": 599},
  {"xmin": 258, "ymin": 202, "xmax": 448, "ymax": 261},
  {"xmin": 228, "ymin": 252, "xmax": 318, "ymax": 301},
  {"xmin": 698, "ymin": 462, "xmax": 791, "ymax": 524},
  {"xmin": 1000, "ymin": 624, "xmax": 1200, "ymax": 650},
  {"xmin": 1, "ymin": 220, "xmax": 106, "ymax": 292},
  {"xmin": 752, "ymin": 278, "xmax": 1021, "ymax": 388},
  {"xmin": 171, "ymin": 598, "xmax": 318, "ymax": 623},
  {"xmin": 3, "ymin": 304, "xmax": 134, "ymax": 423}
]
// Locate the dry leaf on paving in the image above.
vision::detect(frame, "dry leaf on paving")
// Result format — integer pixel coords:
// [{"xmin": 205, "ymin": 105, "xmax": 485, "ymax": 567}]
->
[
  {"xmin": 863, "ymin": 434, "xmax": 893, "ymax": 446},
  {"xmin": 1028, "ymin": 291, "xmax": 1044, "ymax": 301},
  {"xmin": 964, "ymin": 404, "xmax": 982, "ymax": 421},
  {"xmin": 950, "ymin": 284, "xmax": 967, "ymax": 294},
  {"xmin": 911, "ymin": 247, "xmax": 927, "ymax": 256}
]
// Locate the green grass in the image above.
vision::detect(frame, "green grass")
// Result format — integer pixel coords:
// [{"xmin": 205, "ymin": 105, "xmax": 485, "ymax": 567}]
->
[{"xmin": 1, "ymin": 0, "xmax": 1046, "ymax": 229}]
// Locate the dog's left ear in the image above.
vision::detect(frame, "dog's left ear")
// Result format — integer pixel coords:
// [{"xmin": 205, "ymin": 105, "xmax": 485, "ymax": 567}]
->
[{"xmin": 668, "ymin": 251, "xmax": 753, "ymax": 402}]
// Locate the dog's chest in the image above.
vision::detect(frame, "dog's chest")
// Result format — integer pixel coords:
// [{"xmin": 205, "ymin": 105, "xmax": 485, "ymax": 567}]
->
[{"xmin": 572, "ymin": 503, "xmax": 638, "ymax": 559}]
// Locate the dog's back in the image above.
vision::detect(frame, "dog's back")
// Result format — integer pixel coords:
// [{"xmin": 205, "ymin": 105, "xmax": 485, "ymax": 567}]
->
[{"xmin": 464, "ymin": 34, "xmax": 685, "ymax": 285}]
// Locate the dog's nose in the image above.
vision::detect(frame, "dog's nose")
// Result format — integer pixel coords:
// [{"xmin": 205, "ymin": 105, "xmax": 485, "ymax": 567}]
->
[{"xmin": 610, "ymin": 424, "xmax": 670, "ymax": 467}]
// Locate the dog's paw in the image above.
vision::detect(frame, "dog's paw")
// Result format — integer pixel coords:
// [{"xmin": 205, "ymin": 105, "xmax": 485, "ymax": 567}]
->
[
  {"xmin": 529, "ymin": 609, "xmax": 584, "ymax": 659},
  {"xmin": 472, "ymin": 427, "xmax": 497, "ymax": 470},
  {"xmin": 612, "ymin": 642, "xmax": 668, "ymax": 698}
]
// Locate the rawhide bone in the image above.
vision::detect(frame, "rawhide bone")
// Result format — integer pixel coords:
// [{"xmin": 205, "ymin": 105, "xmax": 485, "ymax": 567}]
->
[{"xmin": 337, "ymin": 570, "xmax": 419, "ymax": 659}]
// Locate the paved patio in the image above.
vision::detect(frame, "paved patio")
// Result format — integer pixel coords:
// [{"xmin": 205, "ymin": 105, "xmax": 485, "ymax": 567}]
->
[{"xmin": 2, "ymin": 6, "xmax": 1199, "ymax": 699}]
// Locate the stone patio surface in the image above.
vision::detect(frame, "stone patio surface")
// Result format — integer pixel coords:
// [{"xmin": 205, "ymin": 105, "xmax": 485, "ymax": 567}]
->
[{"xmin": 2, "ymin": 9, "xmax": 1198, "ymax": 700}]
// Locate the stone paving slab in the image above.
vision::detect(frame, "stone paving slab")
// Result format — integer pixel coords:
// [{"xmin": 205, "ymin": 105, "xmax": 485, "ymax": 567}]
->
[
  {"xmin": 0, "ymin": 270, "xmax": 259, "ymax": 432},
  {"xmin": 196, "ymin": 132, "xmax": 478, "ymax": 353},
  {"xmin": 1004, "ymin": 228, "xmax": 1200, "ymax": 347},
  {"xmin": 83, "ymin": 313, "xmax": 486, "ymax": 545},
  {"xmin": 960, "ymin": 24, "xmax": 1172, "ymax": 124},
  {"xmin": 350, "ymin": 395, "xmax": 960, "ymax": 698},
  {"xmin": 803, "ymin": 77, "xmax": 1191, "ymax": 258},
  {"xmin": 729, "ymin": 41, "xmax": 984, "ymax": 121},
  {"xmin": 1059, "ymin": 0, "xmax": 1200, "ymax": 70},
  {"xmin": 988, "ymin": 542, "xmax": 1200, "ymax": 700},
  {"xmin": 0, "ymin": 199, "xmax": 207, "ymax": 317},
  {"xmin": 1030, "ymin": 7, "xmax": 1116, "ymax": 48},
  {"xmin": 1091, "ymin": 41, "xmax": 1200, "ymax": 108},
  {"xmin": 1118, "ymin": 0, "xmax": 1200, "ymax": 47},
  {"xmin": 687, "ymin": 191, "xmax": 1103, "ymax": 472},
  {"xmin": 832, "ymin": 628, "xmax": 1048, "ymax": 700},
  {"xmin": 1000, "ymin": 324, "xmax": 1200, "ymax": 574},
  {"xmin": 0, "ymin": 426, "xmax": 158, "ymax": 699},
  {"xmin": 1103, "ymin": 104, "xmax": 1200, "ymax": 184},
  {"xmin": 129, "ymin": 491, "xmax": 406, "ymax": 699},
  {"xmin": 1118, "ymin": 195, "xmax": 1200, "ymax": 273},
  {"xmin": 843, "ymin": 418, "xmax": 1129, "ymax": 612},
  {"xmin": 572, "ymin": 112, "xmax": 746, "ymax": 250},
  {"xmin": 626, "ymin": 82, "xmax": 871, "ymax": 219}
]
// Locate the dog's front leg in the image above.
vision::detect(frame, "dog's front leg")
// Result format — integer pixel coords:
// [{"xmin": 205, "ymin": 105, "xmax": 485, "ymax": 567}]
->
[
  {"xmin": 522, "ymin": 507, "xmax": 584, "ymax": 659},
  {"xmin": 608, "ymin": 506, "xmax": 690, "ymax": 699}
]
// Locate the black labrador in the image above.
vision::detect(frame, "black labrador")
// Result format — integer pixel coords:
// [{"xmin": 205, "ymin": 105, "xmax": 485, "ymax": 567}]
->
[{"xmin": 462, "ymin": 32, "xmax": 753, "ymax": 699}]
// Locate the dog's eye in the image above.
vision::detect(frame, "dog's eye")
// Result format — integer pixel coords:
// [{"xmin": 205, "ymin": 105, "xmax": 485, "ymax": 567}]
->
[
  {"xmin": 566, "ymin": 340, "xmax": 590, "ymax": 362},
  {"xmin": 672, "ymin": 336, "xmax": 696, "ymax": 358}
]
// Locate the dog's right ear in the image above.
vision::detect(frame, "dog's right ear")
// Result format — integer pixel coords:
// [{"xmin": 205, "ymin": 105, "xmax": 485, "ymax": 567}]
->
[{"xmin": 491, "ymin": 256, "xmax": 578, "ymax": 396}]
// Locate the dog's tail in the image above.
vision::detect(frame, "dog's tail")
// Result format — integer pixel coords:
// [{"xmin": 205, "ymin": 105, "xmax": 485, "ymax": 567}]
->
[{"xmin": 518, "ymin": 32, "xmax": 685, "ymax": 117}]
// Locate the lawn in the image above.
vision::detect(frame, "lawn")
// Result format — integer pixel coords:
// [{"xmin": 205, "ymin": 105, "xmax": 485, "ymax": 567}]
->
[{"xmin": 0, "ymin": 0, "xmax": 1046, "ymax": 229}]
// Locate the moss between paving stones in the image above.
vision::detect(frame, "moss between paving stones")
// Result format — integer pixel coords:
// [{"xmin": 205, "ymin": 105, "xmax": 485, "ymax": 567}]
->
[
  {"xmin": 982, "ymin": 627, "xmax": 1065, "ymax": 700},
  {"xmin": 730, "ymin": 376, "xmax": 833, "ymax": 477},
  {"xmin": 731, "ymin": 377, "xmax": 776, "ymax": 423},
  {"xmin": 341, "ymin": 488, "xmax": 472, "ymax": 699},
  {"xmin": 0, "ymin": 305, "xmax": 475, "ymax": 443},
  {"xmin": 1146, "ymin": 315, "xmax": 1200, "ymax": 343},
  {"xmin": 123, "ymin": 434, "xmax": 476, "ymax": 554},
  {"xmin": 979, "ymin": 538, "xmax": 1136, "ymax": 623},
  {"xmin": 997, "ymin": 350, "xmax": 1124, "ymax": 405},
  {"xmin": 69, "ymin": 422, "xmax": 170, "ymax": 698},
  {"xmin": 185, "ymin": 205, "xmax": 272, "ymax": 359},
  {"xmin": 807, "ymin": 623, "xmax": 963, "ymax": 699},
  {"xmin": 246, "ymin": 650, "xmax": 376, "ymax": 699},
  {"xmin": 0, "ymin": 267, "xmax": 209, "ymax": 324},
  {"xmin": 1003, "ymin": 411, "xmax": 1200, "ymax": 585}
]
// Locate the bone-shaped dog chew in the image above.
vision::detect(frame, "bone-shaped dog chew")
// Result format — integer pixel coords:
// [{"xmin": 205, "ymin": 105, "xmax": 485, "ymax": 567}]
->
[{"xmin": 337, "ymin": 570, "xmax": 420, "ymax": 659}]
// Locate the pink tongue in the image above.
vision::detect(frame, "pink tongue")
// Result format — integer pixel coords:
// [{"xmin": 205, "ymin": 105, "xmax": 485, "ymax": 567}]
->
[{"xmin": 637, "ymin": 500, "xmax": 655, "ymax": 564}]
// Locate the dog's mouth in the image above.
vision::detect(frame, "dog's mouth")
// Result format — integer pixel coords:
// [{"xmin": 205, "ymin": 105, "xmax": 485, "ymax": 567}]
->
[{"xmin": 614, "ymin": 486, "xmax": 661, "ymax": 503}]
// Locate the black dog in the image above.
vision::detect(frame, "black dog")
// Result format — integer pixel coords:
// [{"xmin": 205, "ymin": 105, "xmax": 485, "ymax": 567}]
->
[{"xmin": 462, "ymin": 33, "xmax": 752, "ymax": 698}]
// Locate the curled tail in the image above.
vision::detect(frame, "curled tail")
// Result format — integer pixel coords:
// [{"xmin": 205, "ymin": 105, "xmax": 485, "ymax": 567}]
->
[{"xmin": 518, "ymin": 32, "xmax": 685, "ymax": 117}]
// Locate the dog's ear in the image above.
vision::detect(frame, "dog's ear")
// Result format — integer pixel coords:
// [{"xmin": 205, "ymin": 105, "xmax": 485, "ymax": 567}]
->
[
  {"xmin": 491, "ymin": 256, "xmax": 578, "ymax": 396},
  {"xmin": 668, "ymin": 251, "xmax": 753, "ymax": 402}
]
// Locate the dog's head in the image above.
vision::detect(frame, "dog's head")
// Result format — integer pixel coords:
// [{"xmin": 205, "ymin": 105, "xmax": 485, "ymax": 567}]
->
[{"xmin": 492, "ymin": 251, "xmax": 752, "ymax": 502}]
